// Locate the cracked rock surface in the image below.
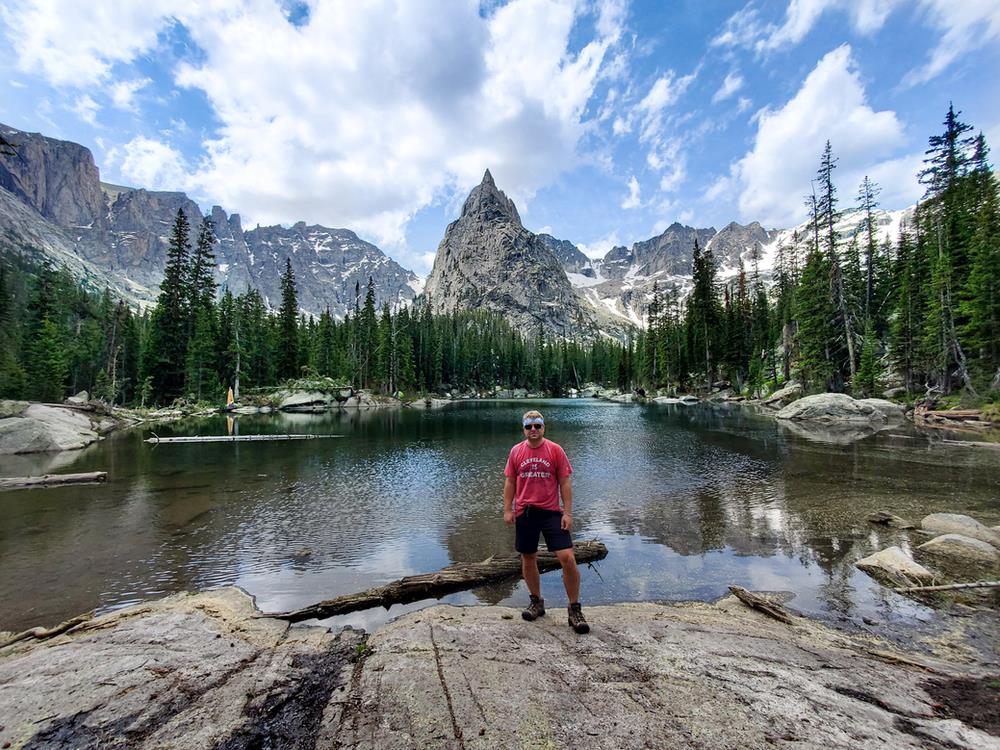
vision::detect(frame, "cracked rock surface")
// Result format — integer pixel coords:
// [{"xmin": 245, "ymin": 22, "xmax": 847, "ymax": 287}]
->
[{"xmin": 1, "ymin": 589, "xmax": 997, "ymax": 749}]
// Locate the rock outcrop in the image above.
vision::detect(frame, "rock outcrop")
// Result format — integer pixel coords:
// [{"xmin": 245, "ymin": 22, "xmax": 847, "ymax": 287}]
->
[
  {"xmin": 0, "ymin": 403, "xmax": 105, "ymax": 454},
  {"xmin": 775, "ymin": 393, "xmax": 888, "ymax": 423},
  {"xmin": 763, "ymin": 382, "xmax": 802, "ymax": 408},
  {"xmin": 855, "ymin": 546, "xmax": 935, "ymax": 587},
  {"xmin": 601, "ymin": 221, "xmax": 717, "ymax": 279},
  {"xmin": 536, "ymin": 233, "xmax": 595, "ymax": 277},
  {"xmin": 921, "ymin": 513, "xmax": 1000, "ymax": 548},
  {"xmin": 0, "ymin": 123, "xmax": 107, "ymax": 229},
  {"xmin": 0, "ymin": 123, "xmax": 419, "ymax": 318},
  {"xmin": 423, "ymin": 170, "xmax": 600, "ymax": 338},
  {"xmin": 2, "ymin": 590, "xmax": 997, "ymax": 749}
]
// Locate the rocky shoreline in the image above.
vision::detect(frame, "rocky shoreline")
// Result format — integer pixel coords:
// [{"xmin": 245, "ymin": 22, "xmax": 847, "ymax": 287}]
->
[{"xmin": 1, "ymin": 587, "xmax": 997, "ymax": 749}]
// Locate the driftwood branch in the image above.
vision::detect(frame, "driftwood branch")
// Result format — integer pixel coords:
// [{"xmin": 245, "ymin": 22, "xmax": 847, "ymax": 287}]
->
[
  {"xmin": 895, "ymin": 580, "xmax": 1000, "ymax": 594},
  {"xmin": 0, "ymin": 613, "xmax": 92, "ymax": 650},
  {"xmin": 0, "ymin": 471, "xmax": 107, "ymax": 490},
  {"xmin": 273, "ymin": 540, "xmax": 608, "ymax": 623},
  {"xmin": 728, "ymin": 586, "xmax": 794, "ymax": 625}
]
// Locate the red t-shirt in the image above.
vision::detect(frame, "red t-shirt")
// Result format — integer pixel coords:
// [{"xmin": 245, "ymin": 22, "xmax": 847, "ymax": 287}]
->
[{"xmin": 504, "ymin": 438, "xmax": 573, "ymax": 514}]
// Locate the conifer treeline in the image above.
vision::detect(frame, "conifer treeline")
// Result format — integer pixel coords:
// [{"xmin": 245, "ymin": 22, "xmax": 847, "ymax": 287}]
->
[
  {"xmin": 1, "ymin": 105, "xmax": 996, "ymax": 406},
  {"xmin": 633, "ymin": 105, "xmax": 999, "ymax": 399},
  {"xmin": 0, "ymin": 227, "xmax": 633, "ymax": 404}
]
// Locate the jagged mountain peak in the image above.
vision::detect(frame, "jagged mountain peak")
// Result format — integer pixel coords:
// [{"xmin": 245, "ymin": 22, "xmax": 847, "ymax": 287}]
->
[{"xmin": 460, "ymin": 168, "xmax": 521, "ymax": 227}]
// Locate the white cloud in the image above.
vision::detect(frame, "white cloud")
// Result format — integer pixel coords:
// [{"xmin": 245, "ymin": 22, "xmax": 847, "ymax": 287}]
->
[
  {"xmin": 736, "ymin": 96, "xmax": 753, "ymax": 113},
  {"xmin": 110, "ymin": 77, "xmax": 151, "ymax": 111},
  {"xmin": 2, "ymin": 0, "xmax": 627, "ymax": 249},
  {"xmin": 712, "ymin": 71, "xmax": 744, "ymax": 104},
  {"xmin": 733, "ymin": 45, "xmax": 906, "ymax": 227},
  {"xmin": 577, "ymin": 230, "xmax": 622, "ymax": 259},
  {"xmin": 713, "ymin": 0, "xmax": 903, "ymax": 53},
  {"xmin": 621, "ymin": 175, "xmax": 641, "ymax": 209},
  {"xmin": 905, "ymin": 0, "xmax": 1000, "ymax": 85},
  {"xmin": 72, "ymin": 94, "xmax": 98, "ymax": 124},
  {"xmin": 0, "ymin": 0, "xmax": 179, "ymax": 86},
  {"xmin": 116, "ymin": 135, "xmax": 189, "ymax": 192}
]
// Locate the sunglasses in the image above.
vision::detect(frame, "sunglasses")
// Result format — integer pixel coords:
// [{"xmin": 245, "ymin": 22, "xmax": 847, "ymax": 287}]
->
[{"xmin": 522, "ymin": 420, "xmax": 544, "ymax": 429}]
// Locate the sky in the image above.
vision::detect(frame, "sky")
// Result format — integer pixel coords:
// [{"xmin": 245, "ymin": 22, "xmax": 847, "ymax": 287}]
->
[{"xmin": 1, "ymin": 0, "xmax": 999, "ymax": 276}]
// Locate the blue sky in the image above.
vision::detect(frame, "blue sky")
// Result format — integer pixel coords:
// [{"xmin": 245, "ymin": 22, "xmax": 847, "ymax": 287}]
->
[{"xmin": 2, "ymin": 0, "xmax": 998, "ymax": 276}]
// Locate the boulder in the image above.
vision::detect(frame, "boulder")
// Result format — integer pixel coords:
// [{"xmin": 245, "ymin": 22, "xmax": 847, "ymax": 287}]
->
[
  {"xmin": 653, "ymin": 397, "xmax": 682, "ymax": 404},
  {"xmin": 916, "ymin": 534, "xmax": 1000, "ymax": 580},
  {"xmin": 763, "ymin": 382, "xmax": 802, "ymax": 408},
  {"xmin": 865, "ymin": 511, "xmax": 916, "ymax": 529},
  {"xmin": 920, "ymin": 513, "xmax": 1000, "ymax": 548},
  {"xmin": 279, "ymin": 391, "xmax": 335, "ymax": 410},
  {"xmin": 0, "ymin": 404, "xmax": 100, "ymax": 454},
  {"xmin": 856, "ymin": 398, "xmax": 906, "ymax": 420},
  {"xmin": 232, "ymin": 406, "xmax": 261, "ymax": 415},
  {"xmin": 882, "ymin": 386, "xmax": 906, "ymax": 399},
  {"xmin": 65, "ymin": 391, "xmax": 90, "ymax": 405},
  {"xmin": 855, "ymin": 546, "xmax": 935, "ymax": 587},
  {"xmin": 0, "ymin": 400, "xmax": 29, "ymax": 418},
  {"xmin": 775, "ymin": 393, "xmax": 887, "ymax": 423}
]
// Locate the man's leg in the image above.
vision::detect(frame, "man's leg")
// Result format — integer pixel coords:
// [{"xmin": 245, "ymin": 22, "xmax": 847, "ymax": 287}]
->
[
  {"xmin": 555, "ymin": 548, "xmax": 580, "ymax": 602},
  {"xmin": 521, "ymin": 552, "xmax": 541, "ymax": 597}
]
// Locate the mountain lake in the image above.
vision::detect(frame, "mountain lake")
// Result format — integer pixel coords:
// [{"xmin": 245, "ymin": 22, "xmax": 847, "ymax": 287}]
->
[{"xmin": 2, "ymin": 399, "xmax": 998, "ymax": 643}]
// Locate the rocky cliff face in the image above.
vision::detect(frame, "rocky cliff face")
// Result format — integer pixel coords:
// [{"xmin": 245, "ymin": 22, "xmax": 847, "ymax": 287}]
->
[
  {"xmin": 0, "ymin": 123, "xmax": 108, "ymax": 230},
  {"xmin": 0, "ymin": 124, "xmax": 418, "ymax": 317},
  {"xmin": 241, "ymin": 223, "xmax": 419, "ymax": 314},
  {"xmin": 423, "ymin": 170, "xmax": 601, "ymax": 337},
  {"xmin": 705, "ymin": 221, "xmax": 777, "ymax": 271},
  {"xmin": 602, "ymin": 222, "xmax": 717, "ymax": 280},
  {"xmin": 536, "ymin": 233, "xmax": 594, "ymax": 277}
]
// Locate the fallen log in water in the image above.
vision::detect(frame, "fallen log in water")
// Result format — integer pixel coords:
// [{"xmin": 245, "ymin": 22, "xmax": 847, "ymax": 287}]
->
[
  {"xmin": 895, "ymin": 580, "xmax": 1000, "ymax": 594},
  {"xmin": 0, "ymin": 471, "xmax": 108, "ymax": 490},
  {"xmin": 273, "ymin": 539, "xmax": 609, "ymax": 622},
  {"xmin": 144, "ymin": 434, "xmax": 337, "ymax": 444}
]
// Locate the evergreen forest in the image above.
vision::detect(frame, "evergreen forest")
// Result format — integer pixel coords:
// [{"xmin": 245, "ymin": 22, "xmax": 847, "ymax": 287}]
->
[{"xmin": 0, "ymin": 106, "xmax": 997, "ymax": 408}]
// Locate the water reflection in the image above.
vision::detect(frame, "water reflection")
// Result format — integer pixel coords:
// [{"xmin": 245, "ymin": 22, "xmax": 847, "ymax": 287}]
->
[{"xmin": 1, "ymin": 401, "xmax": 998, "ymax": 636}]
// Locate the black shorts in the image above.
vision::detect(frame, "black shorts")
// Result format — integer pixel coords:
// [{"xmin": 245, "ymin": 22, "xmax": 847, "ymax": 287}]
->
[{"xmin": 515, "ymin": 505, "xmax": 572, "ymax": 554}]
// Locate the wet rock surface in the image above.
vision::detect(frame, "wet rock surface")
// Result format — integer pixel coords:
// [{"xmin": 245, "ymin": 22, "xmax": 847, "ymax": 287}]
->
[
  {"xmin": 775, "ymin": 393, "xmax": 888, "ymax": 423},
  {"xmin": 3, "ymin": 589, "xmax": 997, "ymax": 749},
  {"xmin": 0, "ymin": 403, "xmax": 104, "ymax": 454}
]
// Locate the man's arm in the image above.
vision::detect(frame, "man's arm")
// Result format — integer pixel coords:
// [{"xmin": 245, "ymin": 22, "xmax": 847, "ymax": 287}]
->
[
  {"xmin": 503, "ymin": 476, "xmax": 515, "ymax": 525},
  {"xmin": 559, "ymin": 475, "xmax": 573, "ymax": 530}
]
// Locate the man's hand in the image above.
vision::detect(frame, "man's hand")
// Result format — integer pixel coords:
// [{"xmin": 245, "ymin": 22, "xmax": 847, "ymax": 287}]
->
[
  {"xmin": 504, "ymin": 510, "xmax": 515, "ymax": 525},
  {"xmin": 560, "ymin": 512, "xmax": 572, "ymax": 530}
]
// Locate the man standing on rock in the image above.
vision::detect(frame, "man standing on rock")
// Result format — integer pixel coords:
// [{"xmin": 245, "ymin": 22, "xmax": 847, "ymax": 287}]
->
[{"xmin": 503, "ymin": 410, "xmax": 589, "ymax": 634}]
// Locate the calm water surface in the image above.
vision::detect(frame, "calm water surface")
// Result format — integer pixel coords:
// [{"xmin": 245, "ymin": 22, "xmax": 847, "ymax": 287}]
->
[{"xmin": 1, "ymin": 400, "xmax": 998, "ymax": 635}]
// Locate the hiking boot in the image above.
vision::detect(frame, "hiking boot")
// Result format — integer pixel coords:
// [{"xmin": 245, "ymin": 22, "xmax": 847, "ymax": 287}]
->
[
  {"xmin": 522, "ymin": 595, "xmax": 545, "ymax": 621},
  {"xmin": 568, "ymin": 603, "xmax": 590, "ymax": 634}
]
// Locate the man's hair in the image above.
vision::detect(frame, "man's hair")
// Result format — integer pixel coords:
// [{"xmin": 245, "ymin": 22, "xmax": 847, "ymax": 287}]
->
[{"xmin": 522, "ymin": 410, "xmax": 543, "ymax": 421}]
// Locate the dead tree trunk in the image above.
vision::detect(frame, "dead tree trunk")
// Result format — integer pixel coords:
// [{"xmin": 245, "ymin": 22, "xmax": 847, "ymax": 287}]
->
[
  {"xmin": 0, "ymin": 472, "xmax": 108, "ymax": 490},
  {"xmin": 273, "ymin": 540, "xmax": 609, "ymax": 622}
]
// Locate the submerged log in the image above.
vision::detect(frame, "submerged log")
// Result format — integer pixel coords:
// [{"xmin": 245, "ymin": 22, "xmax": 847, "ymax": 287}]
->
[
  {"xmin": 0, "ymin": 471, "xmax": 108, "ymax": 490},
  {"xmin": 144, "ymin": 434, "xmax": 333, "ymax": 444},
  {"xmin": 895, "ymin": 580, "xmax": 1000, "ymax": 594},
  {"xmin": 274, "ymin": 539, "xmax": 609, "ymax": 622}
]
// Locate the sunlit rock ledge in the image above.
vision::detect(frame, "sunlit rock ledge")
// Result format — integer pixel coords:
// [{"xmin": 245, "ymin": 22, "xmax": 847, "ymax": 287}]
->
[{"xmin": 1, "ymin": 587, "xmax": 996, "ymax": 749}]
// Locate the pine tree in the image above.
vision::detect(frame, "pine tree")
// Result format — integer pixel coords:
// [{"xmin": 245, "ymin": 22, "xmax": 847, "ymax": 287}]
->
[
  {"xmin": 685, "ymin": 238, "xmax": 721, "ymax": 391},
  {"xmin": 143, "ymin": 209, "xmax": 192, "ymax": 402},
  {"xmin": 856, "ymin": 176, "xmax": 882, "ymax": 320},
  {"xmin": 277, "ymin": 258, "xmax": 300, "ymax": 380},
  {"xmin": 795, "ymin": 247, "xmax": 837, "ymax": 391},
  {"xmin": 854, "ymin": 318, "xmax": 881, "ymax": 398}
]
